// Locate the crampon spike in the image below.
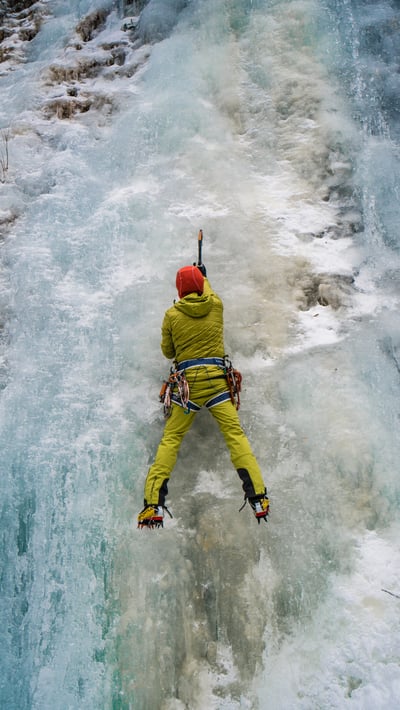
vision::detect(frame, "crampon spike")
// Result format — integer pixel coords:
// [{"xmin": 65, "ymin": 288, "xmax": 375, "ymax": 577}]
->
[{"xmin": 137, "ymin": 504, "xmax": 173, "ymax": 529}]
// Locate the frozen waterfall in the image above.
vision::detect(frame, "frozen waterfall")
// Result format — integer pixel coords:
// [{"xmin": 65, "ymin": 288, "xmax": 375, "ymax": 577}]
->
[{"xmin": 1, "ymin": 0, "xmax": 400, "ymax": 708}]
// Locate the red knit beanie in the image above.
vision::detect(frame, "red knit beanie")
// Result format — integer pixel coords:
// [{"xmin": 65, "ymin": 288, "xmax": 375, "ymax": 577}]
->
[{"xmin": 176, "ymin": 265, "xmax": 204, "ymax": 299}]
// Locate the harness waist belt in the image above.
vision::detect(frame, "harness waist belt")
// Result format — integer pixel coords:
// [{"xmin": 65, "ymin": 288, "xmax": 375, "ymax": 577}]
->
[{"xmin": 177, "ymin": 357, "xmax": 225, "ymax": 371}]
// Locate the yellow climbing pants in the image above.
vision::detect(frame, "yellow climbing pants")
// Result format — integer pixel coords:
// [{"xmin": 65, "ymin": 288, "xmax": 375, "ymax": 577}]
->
[{"xmin": 143, "ymin": 365, "xmax": 266, "ymax": 506}]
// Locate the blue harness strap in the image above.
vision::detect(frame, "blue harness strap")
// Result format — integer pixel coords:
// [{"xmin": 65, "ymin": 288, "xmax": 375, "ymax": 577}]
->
[
  {"xmin": 171, "ymin": 394, "xmax": 201, "ymax": 412},
  {"xmin": 176, "ymin": 356, "xmax": 225, "ymax": 371},
  {"xmin": 171, "ymin": 390, "xmax": 231, "ymax": 411},
  {"xmin": 205, "ymin": 390, "xmax": 232, "ymax": 409}
]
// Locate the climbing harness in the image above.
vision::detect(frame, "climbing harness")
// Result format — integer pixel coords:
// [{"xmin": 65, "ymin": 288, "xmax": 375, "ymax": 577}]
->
[
  {"xmin": 160, "ymin": 356, "xmax": 242, "ymax": 414},
  {"xmin": 224, "ymin": 356, "xmax": 242, "ymax": 410},
  {"xmin": 159, "ymin": 367, "xmax": 190, "ymax": 417}
]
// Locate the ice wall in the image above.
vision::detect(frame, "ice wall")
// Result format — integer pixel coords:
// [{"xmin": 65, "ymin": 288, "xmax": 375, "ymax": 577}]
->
[{"xmin": 1, "ymin": 1, "xmax": 400, "ymax": 708}]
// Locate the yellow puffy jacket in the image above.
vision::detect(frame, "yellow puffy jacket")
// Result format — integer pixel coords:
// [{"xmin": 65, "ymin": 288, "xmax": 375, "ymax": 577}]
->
[{"xmin": 161, "ymin": 278, "xmax": 225, "ymax": 364}]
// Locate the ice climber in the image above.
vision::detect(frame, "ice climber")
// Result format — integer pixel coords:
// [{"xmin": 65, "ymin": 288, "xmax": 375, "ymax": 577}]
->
[{"xmin": 137, "ymin": 263, "xmax": 270, "ymax": 528}]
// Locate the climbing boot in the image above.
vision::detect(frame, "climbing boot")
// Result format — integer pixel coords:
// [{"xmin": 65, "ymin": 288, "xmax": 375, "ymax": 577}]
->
[
  {"xmin": 137, "ymin": 504, "xmax": 173, "ymax": 529},
  {"xmin": 137, "ymin": 505, "xmax": 164, "ymax": 529},
  {"xmin": 248, "ymin": 493, "xmax": 270, "ymax": 523}
]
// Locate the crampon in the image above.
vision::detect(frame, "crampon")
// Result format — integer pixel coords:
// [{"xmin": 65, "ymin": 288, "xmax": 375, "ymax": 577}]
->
[
  {"xmin": 240, "ymin": 493, "xmax": 270, "ymax": 524},
  {"xmin": 137, "ymin": 504, "xmax": 173, "ymax": 529}
]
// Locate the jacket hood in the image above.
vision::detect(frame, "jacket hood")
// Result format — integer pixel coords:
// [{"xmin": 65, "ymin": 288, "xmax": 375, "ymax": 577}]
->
[
  {"xmin": 176, "ymin": 265, "xmax": 204, "ymax": 299},
  {"xmin": 175, "ymin": 291, "xmax": 212, "ymax": 318}
]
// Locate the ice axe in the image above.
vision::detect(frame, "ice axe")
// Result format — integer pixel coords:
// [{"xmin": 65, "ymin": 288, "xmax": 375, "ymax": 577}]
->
[
  {"xmin": 192, "ymin": 229, "xmax": 205, "ymax": 273},
  {"xmin": 197, "ymin": 228, "xmax": 203, "ymax": 267}
]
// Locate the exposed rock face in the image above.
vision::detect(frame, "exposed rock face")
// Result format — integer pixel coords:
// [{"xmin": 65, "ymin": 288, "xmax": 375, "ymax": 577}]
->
[
  {"xmin": 298, "ymin": 273, "xmax": 355, "ymax": 311},
  {"xmin": 76, "ymin": 9, "xmax": 108, "ymax": 43},
  {"xmin": 0, "ymin": 0, "xmax": 46, "ymax": 69},
  {"xmin": 1, "ymin": 0, "xmax": 37, "ymax": 14},
  {"xmin": 0, "ymin": 2, "xmax": 148, "ymax": 89},
  {"xmin": 40, "ymin": 5, "xmax": 152, "ymax": 121}
]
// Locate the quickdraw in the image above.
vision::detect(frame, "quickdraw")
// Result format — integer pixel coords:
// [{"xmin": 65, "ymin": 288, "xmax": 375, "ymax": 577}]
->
[
  {"xmin": 224, "ymin": 356, "xmax": 242, "ymax": 410},
  {"xmin": 159, "ymin": 368, "xmax": 190, "ymax": 417}
]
